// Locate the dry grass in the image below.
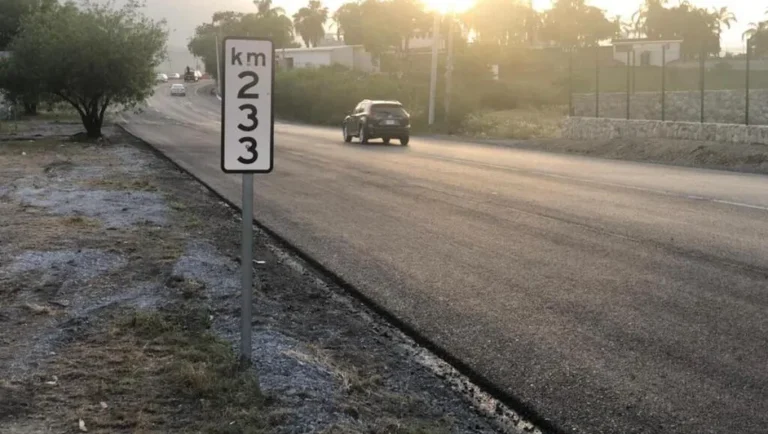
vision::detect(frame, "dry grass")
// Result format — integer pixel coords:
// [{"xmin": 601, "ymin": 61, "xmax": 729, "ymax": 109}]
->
[
  {"xmin": 85, "ymin": 178, "xmax": 158, "ymax": 192},
  {"xmin": 21, "ymin": 308, "xmax": 270, "ymax": 434},
  {"xmin": 1, "ymin": 124, "xmax": 515, "ymax": 434},
  {"xmin": 0, "ymin": 120, "xmax": 28, "ymax": 134},
  {"xmin": 461, "ymin": 106, "xmax": 566, "ymax": 140}
]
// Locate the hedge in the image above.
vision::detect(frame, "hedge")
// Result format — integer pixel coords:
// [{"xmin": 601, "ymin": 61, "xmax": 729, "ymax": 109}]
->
[{"xmin": 273, "ymin": 64, "xmax": 565, "ymax": 129}]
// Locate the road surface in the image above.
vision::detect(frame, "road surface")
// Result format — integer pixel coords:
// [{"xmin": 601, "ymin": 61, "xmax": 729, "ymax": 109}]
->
[{"xmin": 121, "ymin": 81, "xmax": 768, "ymax": 434}]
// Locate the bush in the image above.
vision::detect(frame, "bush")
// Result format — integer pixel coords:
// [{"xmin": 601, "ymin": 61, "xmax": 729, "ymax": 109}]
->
[
  {"xmin": 274, "ymin": 64, "xmax": 566, "ymax": 133},
  {"xmin": 274, "ymin": 65, "xmax": 429, "ymax": 126}
]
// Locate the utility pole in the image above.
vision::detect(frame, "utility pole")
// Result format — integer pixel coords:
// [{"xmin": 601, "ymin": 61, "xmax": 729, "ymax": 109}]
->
[
  {"xmin": 444, "ymin": 13, "xmax": 455, "ymax": 121},
  {"xmin": 428, "ymin": 11, "xmax": 440, "ymax": 126},
  {"xmin": 215, "ymin": 34, "xmax": 222, "ymax": 95},
  {"xmin": 746, "ymin": 37, "xmax": 751, "ymax": 125}
]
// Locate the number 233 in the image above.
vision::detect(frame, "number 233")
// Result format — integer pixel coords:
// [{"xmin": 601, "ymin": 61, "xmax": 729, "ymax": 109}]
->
[{"xmin": 236, "ymin": 71, "xmax": 260, "ymax": 164}]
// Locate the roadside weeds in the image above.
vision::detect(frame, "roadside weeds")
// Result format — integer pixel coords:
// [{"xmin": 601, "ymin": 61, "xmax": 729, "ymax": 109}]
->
[{"xmin": 0, "ymin": 121, "xmax": 536, "ymax": 434}]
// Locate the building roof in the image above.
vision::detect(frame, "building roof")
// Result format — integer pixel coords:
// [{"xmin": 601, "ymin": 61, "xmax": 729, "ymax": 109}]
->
[
  {"xmin": 612, "ymin": 38, "xmax": 683, "ymax": 45},
  {"xmin": 279, "ymin": 44, "xmax": 364, "ymax": 53}
]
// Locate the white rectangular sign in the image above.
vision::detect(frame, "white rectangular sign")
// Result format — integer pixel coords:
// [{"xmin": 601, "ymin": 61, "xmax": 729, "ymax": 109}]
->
[{"xmin": 221, "ymin": 37, "xmax": 274, "ymax": 173}]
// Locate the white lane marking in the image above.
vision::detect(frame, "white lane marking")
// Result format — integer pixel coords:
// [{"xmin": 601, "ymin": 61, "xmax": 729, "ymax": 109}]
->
[
  {"xmin": 712, "ymin": 200, "xmax": 768, "ymax": 211},
  {"xmin": 421, "ymin": 153, "xmax": 768, "ymax": 213},
  {"xmin": 535, "ymin": 170, "xmax": 768, "ymax": 212}
]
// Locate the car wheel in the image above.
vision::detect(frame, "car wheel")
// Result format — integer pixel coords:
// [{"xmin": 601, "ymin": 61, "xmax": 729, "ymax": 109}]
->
[
  {"xmin": 343, "ymin": 124, "xmax": 352, "ymax": 143},
  {"xmin": 359, "ymin": 124, "xmax": 369, "ymax": 144},
  {"xmin": 382, "ymin": 138, "xmax": 391, "ymax": 144},
  {"xmin": 400, "ymin": 136, "xmax": 410, "ymax": 146}
]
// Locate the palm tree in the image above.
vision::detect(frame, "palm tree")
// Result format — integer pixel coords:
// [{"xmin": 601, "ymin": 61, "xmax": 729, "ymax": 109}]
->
[
  {"xmin": 293, "ymin": 0, "xmax": 329, "ymax": 48},
  {"xmin": 254, "ymin": 0, "xmax": 285, "ymax": 18},
  {"xmin": 743, "ymin": 21, "xmax": 767, "ymax": 41},
  {"xmin": 631, "ymin": 0, "xmax": 667, "ymax": 38},
  {"xmin": 711, "ymin": 6, "xmax": 736, "ymax": 34}
]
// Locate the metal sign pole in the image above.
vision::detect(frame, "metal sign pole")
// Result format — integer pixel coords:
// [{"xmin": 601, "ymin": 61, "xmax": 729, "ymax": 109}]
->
[
  {"xmin": 221, "ymin": 37, "xmax": 275, "ymax": 368},
  {"xmin": 214, "ymin": 34, "xmax": 222, "ymax": 95},
  {"xmin": 661, "ymin": 45, "xmax": 666, "ymax": 121},
  {"xmin": 240, "ymin": 173, "xmax": 254, "ymax": 363}
]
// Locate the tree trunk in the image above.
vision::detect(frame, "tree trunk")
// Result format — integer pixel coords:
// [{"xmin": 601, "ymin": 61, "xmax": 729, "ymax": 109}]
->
[
  {"xmin": 24, "ymin": 103, "xmax": 37, "ymax": 116},
  {"xmin": 81, "ymin": 114, "xmax": 103, "ymax": 138}
]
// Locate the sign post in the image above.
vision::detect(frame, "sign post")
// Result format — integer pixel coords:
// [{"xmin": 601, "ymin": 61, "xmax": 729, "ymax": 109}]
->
[{"xmin": 221, "ymin": 37, "xmax": 274, "ymax": 365}]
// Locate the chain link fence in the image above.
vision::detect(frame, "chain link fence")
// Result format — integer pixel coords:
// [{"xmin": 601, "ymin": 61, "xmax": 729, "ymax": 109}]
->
[{"xmin": 567, "ymin": 44, "xmax": 767, "ymax": 126}]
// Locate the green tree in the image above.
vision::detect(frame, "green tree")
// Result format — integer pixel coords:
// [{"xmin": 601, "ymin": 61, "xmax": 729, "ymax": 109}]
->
[
  {"xmin": 540, "ymin": 0, "xmax": 617, "ymax": 48},
  {"xmin": 389, "ymin": 0, "xmax": 429, "ymax": 52},
  {"xmin": 633, "ymin": 1, "xmax": 735, "ymax": 59},
  {"xmin": 463, "ymin": 0, "xmax": 539, "ymax": 48},
  {"xmin": 0, "ymin": 0, "xmax": 56, "ymax": 50},
  {"xmin": 332, "ymin": 2, "xmax": 364, "ymax": 45},
  {"xmin": 0, "ymin": 54, "xmax": 48, "ymax": 115},
  {"xmin": 743, "ymin": 11, "xmax": 768, "ymax": 57},
  {"xmin": 358, "ymin": 0, "xmax": 401, "ymax": 60},
  {"xmin": 293, "ymin": 0, "xmax": 329, "ymax": 48},
  {"xmin": 254, "ymin": 0, "xmax": 285, "ymax": 18},
  {"xmin": 189, "ymin": 4, "xmax": 296, "ymax": 78},
  {"xmin": 6, "ymin": 0, "xmax": 167, "ymax": 136}
]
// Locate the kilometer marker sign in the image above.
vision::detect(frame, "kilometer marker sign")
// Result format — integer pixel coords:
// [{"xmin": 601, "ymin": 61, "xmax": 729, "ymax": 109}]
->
[
  {"xmin": 221, "ymin": 37, "xmax": 274, "ymax": 173},
  {"xmin": 220, "ymin": 37, "xmax": 274, "ymax": 366}
]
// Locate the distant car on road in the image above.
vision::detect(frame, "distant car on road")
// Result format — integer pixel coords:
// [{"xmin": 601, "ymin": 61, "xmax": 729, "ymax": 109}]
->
[
  {"xmin": 183, "ymin": 67, "xmax": 202, "ymax": 82},
  {"xmin": 170, "ymin": 73, "xmax": 181, "ymax": 79},
  {"xmin": 343, "ymin": 99, "xmax": 410, "ymax": 146},
  {"xmin": 170, "ymin": 83, "xmax": 186, "ymax": 97},
  {"xmin": 155, "ymin": 73, "xmax": 168, "ymax": 83}
]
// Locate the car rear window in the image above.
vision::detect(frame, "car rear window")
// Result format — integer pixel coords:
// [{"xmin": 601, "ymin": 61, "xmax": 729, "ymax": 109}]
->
[{"xmin": 371, "ymin": 104, "xmax": 407, "ymax": 116}]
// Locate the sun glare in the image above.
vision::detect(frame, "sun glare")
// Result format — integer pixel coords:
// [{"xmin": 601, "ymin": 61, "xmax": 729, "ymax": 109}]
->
[{"xmin": 422, "ymin": 0, "xmax": 476, "ymax": 14}]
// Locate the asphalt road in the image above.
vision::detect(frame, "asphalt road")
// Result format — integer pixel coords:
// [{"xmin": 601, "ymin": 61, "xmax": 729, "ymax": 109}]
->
[{"xmin": 122, "ymin": 81, "xmax": 768, "ymax": 434}]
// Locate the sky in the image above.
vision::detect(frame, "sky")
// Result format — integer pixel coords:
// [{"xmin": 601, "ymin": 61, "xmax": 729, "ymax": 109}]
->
[{"xmin": 145, "ymin": 0, "xmax": 755, "ymax": 53}]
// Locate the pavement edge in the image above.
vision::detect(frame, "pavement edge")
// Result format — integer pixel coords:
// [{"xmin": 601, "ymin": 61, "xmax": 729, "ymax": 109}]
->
[{"xmin": 116, "ymin": 122, "xmax": 567, "ymax": 434}]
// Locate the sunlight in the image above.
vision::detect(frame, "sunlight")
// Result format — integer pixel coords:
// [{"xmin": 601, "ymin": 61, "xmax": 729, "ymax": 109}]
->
[{"xmin": 422, "ymin": 0, "xmax": 476, "ymax": 14}]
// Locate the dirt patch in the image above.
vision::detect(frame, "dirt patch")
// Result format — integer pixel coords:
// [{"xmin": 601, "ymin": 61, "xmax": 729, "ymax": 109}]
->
[
  {"xmin": 445, "ymin": 131, "xmax": 768, "ymax": 174},
  {"xmin": 549, "ymin": 136, "xmax": 768, "ymax": 173},
  {"xmin": 0, "ymin": 124, "xmax": 536, "ymax": 434},
  {"xmin": 430, "ymin": 108, "xmax": 768, "ymax": 174}
]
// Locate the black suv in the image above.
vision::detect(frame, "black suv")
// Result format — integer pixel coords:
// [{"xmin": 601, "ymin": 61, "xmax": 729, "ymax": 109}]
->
[{"xmin": 343, "ymin": 100, "xmax": 410, "ymax": 146}]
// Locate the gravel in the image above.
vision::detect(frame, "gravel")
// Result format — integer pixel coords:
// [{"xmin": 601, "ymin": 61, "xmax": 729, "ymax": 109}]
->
[
  {"xmin": 15, "ymin": 187, "xmax": 168, "ymax": 229},
  {"xmin": 171, "ymin": 240, "xmax": 347, "ymax": 433}
]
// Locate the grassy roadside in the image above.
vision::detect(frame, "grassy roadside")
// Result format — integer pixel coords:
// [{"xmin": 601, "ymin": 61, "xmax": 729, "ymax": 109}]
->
[
  {"xmin": 0, "ymin": 119, "xmax": 522, "ymax": 434},
  {"xmin": 13, "ymin": 307, "xmax": 269, "ymax": 433},
  {"xmin": 454, "ymin": 107, "xmax": 565, "ymax": 140}
]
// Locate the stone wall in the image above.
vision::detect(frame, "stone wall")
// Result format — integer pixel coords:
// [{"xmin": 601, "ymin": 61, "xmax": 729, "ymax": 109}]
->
[
  {"xmin": 563, "ymin": 117, "xmax": 768, "ymax": 145},
  {"xmin": 573, "ymin": 89, "xmax": 767, "ymax": 125}
]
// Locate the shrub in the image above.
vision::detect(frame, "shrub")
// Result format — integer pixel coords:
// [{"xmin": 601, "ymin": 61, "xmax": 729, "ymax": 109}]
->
[
  {"xmin": 274, "ymin": 63, "xmax": 567, "ymax": 132},
  {"xmin": 274, "ymin": 65, "xmax": 429, "ymax": 126}
]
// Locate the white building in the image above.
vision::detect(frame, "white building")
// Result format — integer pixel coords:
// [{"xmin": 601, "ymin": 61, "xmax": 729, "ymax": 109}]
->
[
  {"xmin": 612, "ymin": 39, "xmax": 682, "ymax": 66},
  {"xmin": 315, "ymin": 33, "xmax": 345, "ymax": 48},
  {"xmin": 405, "ymin": 34, "xmax": 446, "ymax": 51},
  {"xmin": 276, "ymin": 45, "xmax": 377, "ymax": 72}
]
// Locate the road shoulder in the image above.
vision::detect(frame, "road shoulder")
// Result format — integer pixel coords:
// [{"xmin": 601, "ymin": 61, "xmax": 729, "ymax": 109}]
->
[{"xmin": 0, "ymin": 121, "xmax": 538, "ymax": 434}]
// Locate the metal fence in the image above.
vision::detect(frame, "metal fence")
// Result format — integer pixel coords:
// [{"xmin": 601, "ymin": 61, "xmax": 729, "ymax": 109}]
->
[{"xmin": 566, "ymin": 45, "xmax": 766, "ymax": 126}]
